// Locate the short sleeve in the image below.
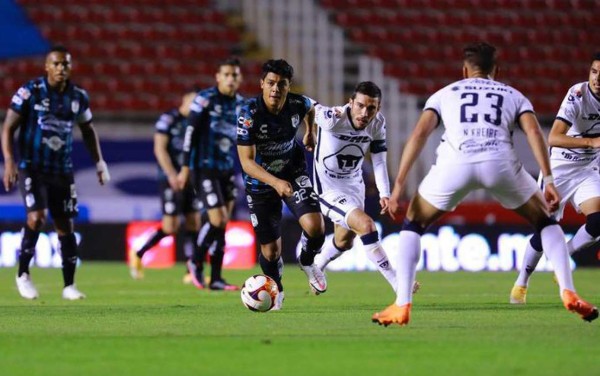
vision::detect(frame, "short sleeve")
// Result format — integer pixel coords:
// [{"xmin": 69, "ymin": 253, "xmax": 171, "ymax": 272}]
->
[
  {"xmin": 155, "ymin": 112, "xmax": 174, "ymax": 134},
  {"xmin": 237, "ymin": 104, "xmax": 255, "ymax": 146},
  {"xmin": 10, "ymin": 85, "xmax": 31, "ymax": 115}
]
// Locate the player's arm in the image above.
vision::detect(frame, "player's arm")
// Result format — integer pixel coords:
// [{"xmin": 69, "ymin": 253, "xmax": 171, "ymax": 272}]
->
[
  {"xmin": 371, "ymin": 151, "xmax": 391, "ymax": 214},
  {"xmin": 1, "ymin": 109, "xmax": 22, "ymax": 191},
  {"xmin": 178, "ymin": 96, "xmax": 205, "ymax": 188},
  {"xmin": 389, "ymin": 109, "xmax": 438, "ymax": 218},
  {"xmin": 519, "ymin": 112, "xmax": 560, "ymax": 211},
  {"xmin": 154, "ymin": 133, "xmax": 179, "ymax": 191},
  {"xmin": 79, "ymin": 121, "xmax": 110, "ymax": 185},
  {"xmin": 302, "ymin": 104, "xmax": 316, "ymax": 152},
  {"xmin": 548, "ymin": 118, "xmax": 600, "ymax": 148},
  {"xmin": 237, "ymin": 144, "xmax": 293, "ymax": 197}
]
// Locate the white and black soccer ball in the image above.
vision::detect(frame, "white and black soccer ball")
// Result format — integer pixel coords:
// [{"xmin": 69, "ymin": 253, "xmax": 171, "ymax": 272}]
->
[{"xmin": 240, "ymin": 274, "xmax": 279, "ymax": 312}]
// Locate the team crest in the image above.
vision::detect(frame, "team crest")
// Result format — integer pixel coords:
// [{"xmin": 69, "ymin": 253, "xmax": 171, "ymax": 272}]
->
[
  {"xmin": 291, "ymin": 114, "xmax": 300, "ymax": 128},
  {"xmin": 71, "ymin": 100, "xmax": 80, "ymax": 113}
]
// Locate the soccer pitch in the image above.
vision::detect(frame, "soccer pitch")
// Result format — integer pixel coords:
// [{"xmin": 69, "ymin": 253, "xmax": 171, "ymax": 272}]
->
[{"xmin": 0, "ymin": 263, "xmax": 598, "ymax": 376}]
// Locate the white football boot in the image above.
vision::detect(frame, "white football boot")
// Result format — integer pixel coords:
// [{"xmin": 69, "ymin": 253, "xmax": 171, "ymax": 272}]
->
[
  {"xmin": 62, "ymin": 284, "xmax": 86, "ymax": 300},
  {"xmin": 16, "ymin": 273, "xmax": 39, "ymax": 300}
]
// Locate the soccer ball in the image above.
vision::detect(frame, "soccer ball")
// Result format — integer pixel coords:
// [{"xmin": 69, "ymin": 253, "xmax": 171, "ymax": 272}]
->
[{"xmin": 240, "ymin": 274, "xmax": 279, "ymax": 312}]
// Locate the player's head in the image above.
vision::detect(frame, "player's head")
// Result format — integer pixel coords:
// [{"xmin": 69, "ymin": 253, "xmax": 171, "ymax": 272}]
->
[
  {"xmin": 462, "ymin": 42, "xmax": 497, "ymax": 79},
  {"xmin": 260, "ymin": 59, "xmax": 294, "ymax": 112},
  {"xmin": 216, "ymin": 57, "xmax": 242, "ymax": 97},
  {"xmin": 589, "ymin": 52, "xmax": 600, "ymax": 95},
  {"xmin": 349, "ymin": 81, "xmax": 382, "ymax": 129},
  {"xmin": 45, "ymin": 45, "xmax": 72, "ymax": 87},
  {"xmin": 179, "ymin": 88, "xmax": 198, "ymax": 117}
]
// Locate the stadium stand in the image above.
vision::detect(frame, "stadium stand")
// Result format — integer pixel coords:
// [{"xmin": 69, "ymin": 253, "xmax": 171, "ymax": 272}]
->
[
  {"xmin": 320, "ymin": 0, "xmax": 600, "ymax": 116},
  {"xmin": 0, "ymin": 0, "xmax": 261, "ymax": 114}
]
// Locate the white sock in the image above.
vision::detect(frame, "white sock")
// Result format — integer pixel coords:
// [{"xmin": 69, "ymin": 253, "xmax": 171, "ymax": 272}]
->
[
  {"xmin": 363, "ymin": 241, "xmax": 396, "ymax": 292},
  {"xmin": 313, "ymin": 238, "xmax": 344, "ymax": 270},
  {"xmin": 540, "ymin": 224, "xmax": 574, "ymax": 292},
  {"xmin": 515, "ymin": 241, "xmax": 543, "ymax": 287},
  {"xmin": 567, "ymin": 224, "xmax": 595, "ymax": 255},
  {"xmin": 394, "ymin": 230, "xmax": 421, "ymax": 306}
]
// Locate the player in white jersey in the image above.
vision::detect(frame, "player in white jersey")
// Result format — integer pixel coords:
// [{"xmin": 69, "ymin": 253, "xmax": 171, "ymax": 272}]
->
[
  {"xmin": 311, "ymin": 81, "xmax": 397, "ymax": 291},
  {"xmin": 510, "ymin": 52, "xmax": 600, "ymax": 304},
  {"xmin": 372, "ymin": 42, "xmax": 598, "ymax": 327}
]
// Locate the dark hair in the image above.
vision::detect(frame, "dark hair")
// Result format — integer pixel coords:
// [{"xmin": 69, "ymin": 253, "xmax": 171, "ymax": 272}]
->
[
  {"xmin": 48, "ymin": 45, "xmax": 69, "ymax": 54},
  {"xmin": 261, "ymin": 59, "xmax": 294, "ymax": 80},
  {"xmin": 219, "ymin": 56, "xmax": 241, "ymax": 69},
  {"xmin": 351, "ymin": 81, "xmax": 382, "ymax": 100},
  {"xmin": 463, "ymin": 42, "xmax": 497, "ymax": 74},
  {"xmin": 592, "ymin": 52, "xmax": 600, "ymax": 63}
]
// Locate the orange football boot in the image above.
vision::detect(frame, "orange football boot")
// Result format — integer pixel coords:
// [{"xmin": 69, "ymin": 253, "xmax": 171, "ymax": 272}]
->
[
  {"xmin": 562, "ymin": 289, "xmax": 598, "ymax": 322},
  {"xmin": 372, "ymin": 303, "xmax": 412, "ymax": 327}
]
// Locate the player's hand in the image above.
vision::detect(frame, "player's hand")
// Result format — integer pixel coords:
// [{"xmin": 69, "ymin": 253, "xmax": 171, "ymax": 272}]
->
[
  {"xmin": 96, "ymin": 160, "xmax": 111, "ymax": 185},
  {"xmin": 273, "ymin": 180, "xmax": 293, "ymax": 198},
  {"xmin": 303, "ymin": 131, "xmax": 316, "ymax": 152},
  {"xmin": 176, "ymin": 169, "xmax": 189, "ymax": 191},
  {"xmin": 379, "ymin": 197, "xmax": 390, "ymax": 215},
  {"xmin": 543, "ymin": 183, "xmax": 560, "ymax": 212},
  {"xmin": 167, "ymin": 174, "xmax": 180, "ymax": 191},
  {"xmin": 388, "ymin": 185, "xmax": 405, "ymax": 221},
  {"xmin": 3, "ymin": 160, "xmax": 18, "ymax": 192}
]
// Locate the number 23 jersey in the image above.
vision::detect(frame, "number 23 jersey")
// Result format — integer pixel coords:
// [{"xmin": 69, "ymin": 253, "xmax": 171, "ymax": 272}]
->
[{"xmin": 426, "ymin": 77, "xmax": 533, "ymax": 164}]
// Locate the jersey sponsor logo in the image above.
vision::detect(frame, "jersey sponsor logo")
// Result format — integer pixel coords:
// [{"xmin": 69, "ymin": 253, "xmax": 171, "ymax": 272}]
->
[
  {"xmin": 291, "ymin": 114, "xmax": 300, "ymax": 128},
  {"xmin": 11, "ymin": 95, "xmax": 23, "ymax": 106},
  {"xmin": 38, "ymin": 116, "xmax": 73, "ymax": 134},
  {"xmin": 240, "ymin": 116, "xmax": 253, "ymax": 128},
  {"xmin": 17, "ymin": 87, "xmax": 31, "ymax": 100},
  {"xmin": 295, "ymin": 175, "xmax": 312, "ymax": 188},
  {"xmin": 42, "ymin": 136, "xmax": 66, "ymax": 151},
  {"xmin": 218, "ymin": 138, "xmax": 232, "ymax": 153},
  {"xmin": 333, "ymin": 134, "xmax": 371, "ymax": 143},
  {"xmin": 71, "ymin": 100, "xmax": 80, "ymax": 114},
  {"xmin": 260, "ymin": 124, "xmax": 268, "ymax": 133},
  {"xmin": 258, "ymin": 140, "xmax": 294, "ymax": 156},
  {"xmin": 266, "ymin": 159, "xmax": 286, "ymax": 173}
]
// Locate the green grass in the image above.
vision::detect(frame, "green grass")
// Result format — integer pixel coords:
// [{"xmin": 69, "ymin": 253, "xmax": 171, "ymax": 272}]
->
[{"xmin": 0, "ymin": 264, "xmax": 599, "ymax": 376}]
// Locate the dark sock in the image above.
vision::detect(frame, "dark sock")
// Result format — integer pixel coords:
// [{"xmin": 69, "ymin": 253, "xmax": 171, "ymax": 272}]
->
[
  {"xmin": 259, "ymin": 254, "xmax": 283, "ymax": 291},
  {"xmin": 209, "ymin": 228, "xmax": 226, "ymax": 282},
  {"xmin": 18, "ymin": 226, "xmax": 40, "ymax": 277},
  {"xmin": 193, "ymin": 223, "xmax": 220, "ymax": 271},
  {"xmin": 183, "ymin": 230, "xmax": 198, "ymax": 273},
  {"xmin": 298, "ymin": 231, "xmax": 325, "ymax": 266},
  {"xmin": 136, "ymin": 228, "xmax": 167, "ymax": 258},
  {"xmin": 59, "ymin": 233, "xmax": 78, "ymax": 287}
]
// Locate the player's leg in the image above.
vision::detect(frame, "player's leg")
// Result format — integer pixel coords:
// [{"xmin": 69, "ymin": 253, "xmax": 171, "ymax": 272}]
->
[
  {"xmin": 346, "ymin": 209, "xmax": 397, "ymax": 291},
  {"xmin": 49, "ymin": 174, "xmax": 85, "ymax": 300},
  {"xmin": 314, "ymin": 224, "xmax": 353, "ymax": 270},
  {"xmin": 372, "ymin": 193, "xmax": 446, "ymax": 326},
  {"xmin": 15, "ymin": 170, "xmax": 48, "ymax": 299},
  {"xmin": 513, "ymin": 193, "xmax": 597, "ymax": 321},
  {"xmin": 373, "ymin": 162, "xmax": 470, "ymax": 326},
  {"xmin": 207, "ymin": 176, "xmax": 239, "ymax": 290},
  {"xmin": 181, "ymin": 210, "xmax": 201, "ymax": 284},
  {"xmin": 571, "ymin": 197, "xmax": 600, "ymax": 253},
  {"xmin": 511, "ymin": 233, "xmax": 543, "ymax": 304},
  {"xmin": 248, "ymin": 191, "xmax": 285, "ymax": 306}
]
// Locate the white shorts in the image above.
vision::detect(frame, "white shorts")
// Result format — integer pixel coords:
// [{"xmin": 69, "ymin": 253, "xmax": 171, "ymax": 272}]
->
[
  {"xmin": 546, "ymin": 164, "xmax": 600, "ymax": 220},
  {"xmin": 418, "ymin": 159, "xmax": 539, "ymax": 211},
  {"xmin": 318, "ymin": 185, "xmax": 365, "ymax": 230}
]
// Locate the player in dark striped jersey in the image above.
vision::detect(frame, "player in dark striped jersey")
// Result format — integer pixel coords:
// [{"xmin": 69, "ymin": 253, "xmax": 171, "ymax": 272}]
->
[
  {"xmin": 178, "ymin": 57, "xmax": 245, "ymax": 290},
  {"xmin": 128, "ymin": 91, "xmax": 201, "ymax": 281},
  {"xmin": 2, "ymin": 45, "xmax": 110, "ymax": 300},
  {"xmin": 237, "ymin": 59, "xmax": 327, "ymax": 309}
]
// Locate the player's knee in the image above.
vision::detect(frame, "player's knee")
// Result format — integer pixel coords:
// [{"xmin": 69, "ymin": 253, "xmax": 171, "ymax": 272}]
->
[
  {"xmin": 529, "ymin": 232, "xmax": 543, "ymax": 253},
  {"xmin": 401, "ymin": 219, "xmax": 425, "ymax": 235},
  {"xmin": 27, "ymin": 213, "xmax": 46, "ymax": 231},
  {"xmin": 355, "ymin": 217, "xmax": 376, "ymax": 236},
  {"xmin": 533, "ymin": 216, "xmax": 558, "ymax": 233},
  {"xmin": 585, "ymin": 212, "xmax": 600, "ymax": 238}
]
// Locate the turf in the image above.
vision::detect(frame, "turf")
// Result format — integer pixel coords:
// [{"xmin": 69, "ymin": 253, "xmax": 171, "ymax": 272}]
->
[{"xmin": 0, "ymin": 263, "xmax": 598, "ymax": 376}]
